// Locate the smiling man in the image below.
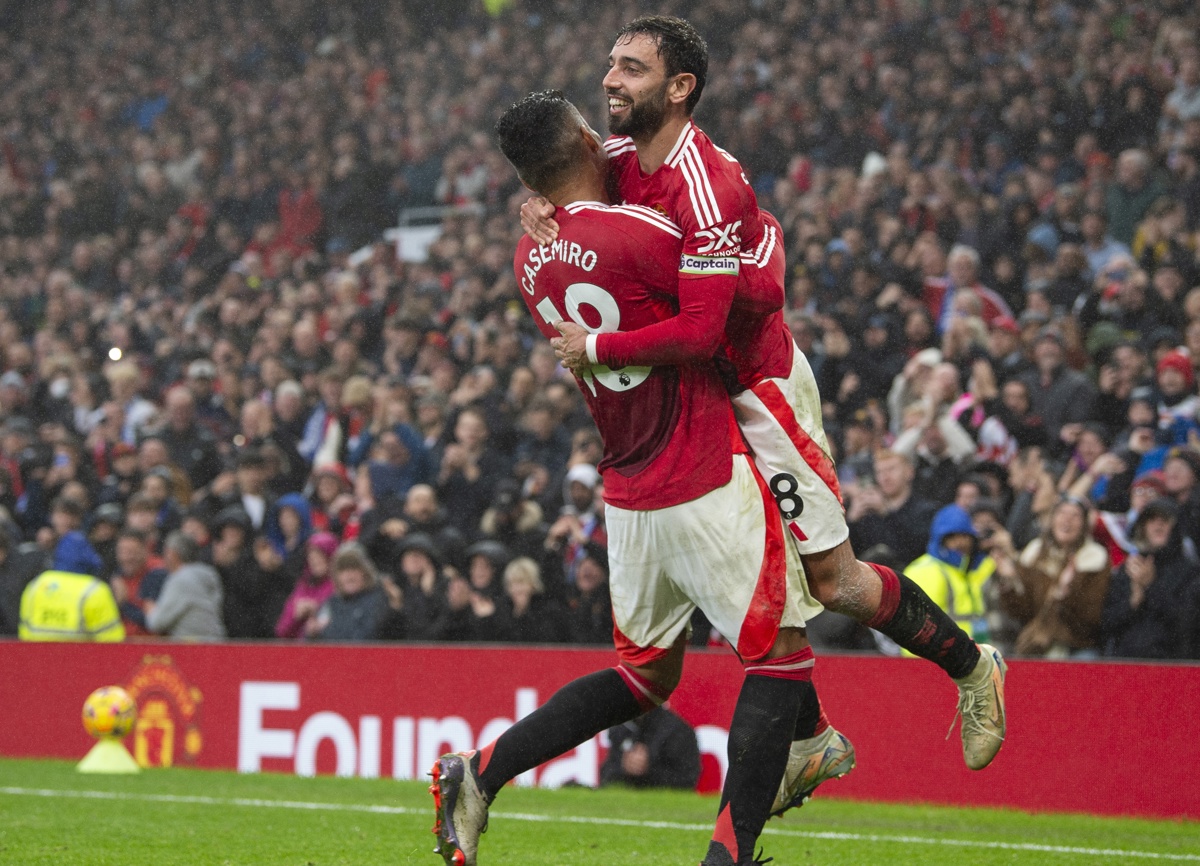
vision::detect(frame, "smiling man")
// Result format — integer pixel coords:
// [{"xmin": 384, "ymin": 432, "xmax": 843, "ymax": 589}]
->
[
  {"xmin": 526, "ymin": 14, "xmax": 1008, "ymax": 825},
  {"xmin": 432, "ymin": 90, "xmax": 834, "ymax": 866}
]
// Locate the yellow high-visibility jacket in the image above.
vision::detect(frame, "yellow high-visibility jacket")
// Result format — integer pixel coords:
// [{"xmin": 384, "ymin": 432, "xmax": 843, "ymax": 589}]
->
[
  {"xmin": 904, "ymin": 553, "xmax": 995, "ymax": 641},
  {"xmin": 18, "ymin": 570, "xmax": 125, "ymax": 642}
]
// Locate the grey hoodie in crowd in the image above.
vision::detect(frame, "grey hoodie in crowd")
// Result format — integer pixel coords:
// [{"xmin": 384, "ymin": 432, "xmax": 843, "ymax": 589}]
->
[{"xmin": 147, "ymin": 562, "xmax": 226, "ymax": 639}]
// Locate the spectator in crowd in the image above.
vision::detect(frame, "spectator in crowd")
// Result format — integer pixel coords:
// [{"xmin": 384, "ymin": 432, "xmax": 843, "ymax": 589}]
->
[
  {"xmin": 0, "ymin": 530, "xmax": 46, "ymax": 636},
  {"xmin": 991, "ymin": 496, "xmax": 1112, "ymax": 658},
  {"xmin": 1080, "ymin": 210, "xmax": 1131, "ymax": 279},
  {"xmin": 97, "ymin": 443, "xmax": 141, "ymax": 508},
  {"xmin": 0, "ymin": 0, "xmax": 1197, "ymax": 654},
  {"xmin": 1092, "ymin": 467, "xmax": 1168, "ymax": 568},
  {"xmin": 563, "ymin": 540, "xmax": 613, "ymax": 646},
  {"xmin": 423, "ymin": 568, "xmax": 503, "ymax": 643},
  {"xmin": 892, "ymin": 362, "xmax": 977, "ymax": 505},
  {"xmin": 1153, "ymin": 350, "xmax": 1200, "ymax": 440},
  {"xmin": 207, "ymin": 506, "xmax": 263, "ymax": 638},
  {"xmin": 157, "ymin": 385, "xmax": 223, "ymax": 494},
  {"xmin": 111, "ymin": 528, "xmax": 168, "ymax": 637},
  {"xmin": 19, "ymin": 531, "xmax": 123, "ymax": 642},
  {"xmin": 402, "ymin": 483, "xmax": 466, "ymax": 564},
  {"xmin": 1158, "ymin": 445, "xmax": 1200, "ymax": 522},
  {"xmin": 1106, "ymin": 150, "xmax": 1166, "ymax": 247},
  {"xmin": 495, "ymin": 556, "xmax": 569, "ymax": 644},
  {"xmin": 145, "ymin": 530, "xmax": 225, "ymax": 640},
  {"xmin": 362, "ymin": 423, "xmax": 432, "ymax": 504},
  {"xmin": 1018, "ymin": 328, "xmax": 1098, "ymax": 456},
  {"xmin": 264, "ymin": 492, "xmax": 314, "ymax": 579},
  {"xmin": 601, "ymin": 704, "xmax": 702, "ymax": 791},
  {"xmin": 274, "ymin": 532, "xmax": 339, "ymax": 640},
  {"xmin": 477, "ymin": 478, "xmax": 558, "ymax": 588},
  {"xmin": 307, "ymin": 462, "xmax": 357, "ymax": 538},
  {"xmin": 1100, "ymin": 498, "xmax": 1199, "ymax": 659},
  {"xmin": 902, "ymin": 505, "xmax": 995, "ymax": 643},
  {"xmin": 544, "ymin": 464, "xmax": 606, "ymax": 585},
  {"xmin": 437, "ymin": 406, "xmax": 509, "ymax": 535},
  {"xmin": 395, "ymin": 532, "xmax": 449, "ymax": 634},
  {"xmin": 200, "ymin": 448, "xmax": 273, "ymax": 533},
  {"xmin": 241, "ymin": 397, "xmax": 308, "ymax": 496},
  {"xmin": 922, "ymin": 244, "xmax": 1015, "ymax": 334},
  {"xmin": 310, "ymin": 541, "xmax": 405, "ymax": 642},
  {"xmin": 462, "ymin": 539, "xmax": 510, "ymax": 607},
  {"xmin": 87, "ymin": 502, "xmax": 125, "ymax": 579},
  {"xmin": 847, "ymin": 449, "xmax": 939, "ymax": 568}
]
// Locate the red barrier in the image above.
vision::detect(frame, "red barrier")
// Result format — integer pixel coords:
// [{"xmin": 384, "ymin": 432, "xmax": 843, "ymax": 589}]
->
[{"xmin": 1, "ymin": 640, "xmax": 1197, "ymax": 818}]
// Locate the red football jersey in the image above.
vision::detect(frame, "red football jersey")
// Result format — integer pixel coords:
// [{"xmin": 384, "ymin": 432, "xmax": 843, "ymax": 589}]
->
[
  {"xmin": 596, "ymin": 122, "xmax": 794, "ymax": 388},
  {"xmin": 514, "ymin": 200, "xmax": 735, "ymax": 510}
]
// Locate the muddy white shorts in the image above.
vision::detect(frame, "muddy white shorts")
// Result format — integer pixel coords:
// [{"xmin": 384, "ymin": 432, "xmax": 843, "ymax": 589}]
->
[
  {"xmin": 605, "ymin": 453, "xmax": 823, "ymax": 665},
  {"xmin": 731, "ymin": 345, "xmax": 850, "ymax": 555}
]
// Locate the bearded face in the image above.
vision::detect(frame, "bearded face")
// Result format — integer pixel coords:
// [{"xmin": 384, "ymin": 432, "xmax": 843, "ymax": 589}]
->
[{"xmin": 607, "ymin": 78, "xmax": 670, "ymax": 139}]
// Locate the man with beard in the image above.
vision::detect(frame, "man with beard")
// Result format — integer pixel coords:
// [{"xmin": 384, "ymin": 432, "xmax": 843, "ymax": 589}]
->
[
  {"xmin": 433, "ymin": 90, "xmax": 839, "ymax": 866},
  {"xmin": 525, "ymin": 15, "xmax": 1007, "ymax": 811}
]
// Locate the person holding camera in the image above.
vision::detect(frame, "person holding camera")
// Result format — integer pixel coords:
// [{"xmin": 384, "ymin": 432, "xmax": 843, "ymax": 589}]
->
[{"xmin": 1100, "ymin": 497, "xmax": 1199, "ymax": 659}]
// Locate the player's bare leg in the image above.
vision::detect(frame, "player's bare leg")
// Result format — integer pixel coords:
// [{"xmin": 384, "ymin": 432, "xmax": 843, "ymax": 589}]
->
[
  {"xmin": 702, "ymin": 627, "xmax": 812, "ymax": 865},
  {"xmin": 429, "ymin": 640, "xmax": 686, "ymax": 865},
  {"xmin": 800, "ymin": 540, "xmax": 1006, "ymax": 770}
]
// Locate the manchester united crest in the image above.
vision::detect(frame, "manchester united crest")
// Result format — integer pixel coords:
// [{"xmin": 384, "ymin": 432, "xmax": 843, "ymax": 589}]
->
[{"xmin": 123, "ymin": 655, "xmax": 204, "ymax": 768}]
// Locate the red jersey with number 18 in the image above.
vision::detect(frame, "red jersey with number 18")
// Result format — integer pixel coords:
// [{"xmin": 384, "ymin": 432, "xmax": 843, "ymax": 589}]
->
[{"xmin": 514, "ymin": 200, "xmax": 736, "ymax": 511}]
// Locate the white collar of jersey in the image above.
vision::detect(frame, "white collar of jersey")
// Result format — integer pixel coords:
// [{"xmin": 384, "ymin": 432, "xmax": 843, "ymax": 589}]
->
[
  {"xmin": 664, "ymin": 120, "xmax": 698, "ymax": 168},
  {"xmin": 562, "ymin": 200, "xmax": 608, "ymax": 213}
]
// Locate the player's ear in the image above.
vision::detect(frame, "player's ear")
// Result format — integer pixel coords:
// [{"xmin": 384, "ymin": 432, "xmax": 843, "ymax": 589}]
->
[
  {"xmin": 580, "ymin": 123, "xmax": 601, "ymax": 153},
  {"xmin": 667, "ymin": 73, "xmax": 696, "ymax": 107}
]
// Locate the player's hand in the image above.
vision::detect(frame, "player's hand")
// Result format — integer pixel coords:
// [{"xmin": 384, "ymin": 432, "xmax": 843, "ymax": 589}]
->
[
  {"xmin": 520, "ymin": 196, "xmax": 560, "ymax": 245},
  {"xmin": 552, "ymin": 321, "xmax": 590, "ymax": 372}
]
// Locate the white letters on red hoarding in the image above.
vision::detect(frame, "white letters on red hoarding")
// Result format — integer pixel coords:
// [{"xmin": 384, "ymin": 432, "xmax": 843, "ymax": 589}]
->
[{"xmin": 235, "ymin": 681, "xmax": 618, "ymax": 788}]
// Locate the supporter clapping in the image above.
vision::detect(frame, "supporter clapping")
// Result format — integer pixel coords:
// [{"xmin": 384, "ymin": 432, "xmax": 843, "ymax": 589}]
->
[{"xmin": 991, "ymin": 497, "xmax": 1112, "ymax": 658}]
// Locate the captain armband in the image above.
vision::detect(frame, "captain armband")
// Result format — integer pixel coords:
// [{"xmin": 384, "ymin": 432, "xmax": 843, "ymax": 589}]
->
[{"xmin": 679, "ymin": 253, "xmax": 740, "ymax": 276}]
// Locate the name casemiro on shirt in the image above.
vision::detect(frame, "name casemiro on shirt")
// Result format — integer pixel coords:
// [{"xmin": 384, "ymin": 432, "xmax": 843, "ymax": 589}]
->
[{"xmin": 520, "ymin": 240, "xmax": 599, "ymax": 294}]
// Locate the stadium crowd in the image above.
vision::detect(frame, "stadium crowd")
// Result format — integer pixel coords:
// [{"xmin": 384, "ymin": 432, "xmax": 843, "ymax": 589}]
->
[{"xmin": 3, "ymin": 0, "xmax": 1200, "ymax": 659}]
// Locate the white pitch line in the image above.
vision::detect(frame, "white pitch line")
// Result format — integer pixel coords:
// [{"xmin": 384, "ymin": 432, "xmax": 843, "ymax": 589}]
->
[{"xmin": 2, "ymin": 786, "xmax": 1198, "ymax": 862}]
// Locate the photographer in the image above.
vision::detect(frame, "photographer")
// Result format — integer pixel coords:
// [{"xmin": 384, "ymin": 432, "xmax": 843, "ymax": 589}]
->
[{"xmin": 601, "ymin": 705, "xmax": 702, "ymax": 791}]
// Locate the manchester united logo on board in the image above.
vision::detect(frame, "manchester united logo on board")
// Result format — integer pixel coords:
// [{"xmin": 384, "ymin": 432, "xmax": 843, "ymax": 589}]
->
[{"xmin": 123, "ymin": 655, "xmax": 204, "ymax": 768}]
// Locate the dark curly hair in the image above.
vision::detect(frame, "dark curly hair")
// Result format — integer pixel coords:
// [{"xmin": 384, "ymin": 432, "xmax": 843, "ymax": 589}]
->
[{"xmin": 494, "ymin": 90, "xmax": 583, "ymax": 196}]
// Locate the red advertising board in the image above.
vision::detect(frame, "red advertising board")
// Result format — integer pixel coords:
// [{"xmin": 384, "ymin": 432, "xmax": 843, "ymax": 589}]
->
[{"xmin": 1, "ymin": 640, "xmax": 1197, "ymax": 819}]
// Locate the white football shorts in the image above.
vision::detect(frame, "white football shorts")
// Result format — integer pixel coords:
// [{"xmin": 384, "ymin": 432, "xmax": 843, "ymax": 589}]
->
[
  {"xmin": 605, "ymin": 453, "xmax": 823, "ymax": 665},
  {"xmin": 732, "ymin": 344, "xmax": 850, "ymax": 556}
]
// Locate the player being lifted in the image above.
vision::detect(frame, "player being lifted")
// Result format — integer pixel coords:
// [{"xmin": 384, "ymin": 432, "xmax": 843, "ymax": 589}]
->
[
  {"xmin": 432, "ymin": 90, "xmax": 833, "ymax": 866},
  {"xmin": 525, "ymin": 15, "xmax": 1008, "ymax": 787}
]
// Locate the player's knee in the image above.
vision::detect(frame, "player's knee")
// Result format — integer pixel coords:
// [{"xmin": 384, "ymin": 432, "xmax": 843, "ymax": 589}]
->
[
  {"xmin": 807, "ymin": 568, "xmax": 843, "ymax": 607},
  {"xmin": 803, "ymin": 542, "xmax": 861, "ymax": 611},
  {"xmin": 622, "ymin": 637, "xmax": 686, "ymax": 697}
]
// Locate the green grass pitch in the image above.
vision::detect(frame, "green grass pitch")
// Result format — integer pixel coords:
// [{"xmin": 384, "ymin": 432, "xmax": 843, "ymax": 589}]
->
[{"xmin": 1, "ymin": 758, "xmax": 1197, "ymax": 865}]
